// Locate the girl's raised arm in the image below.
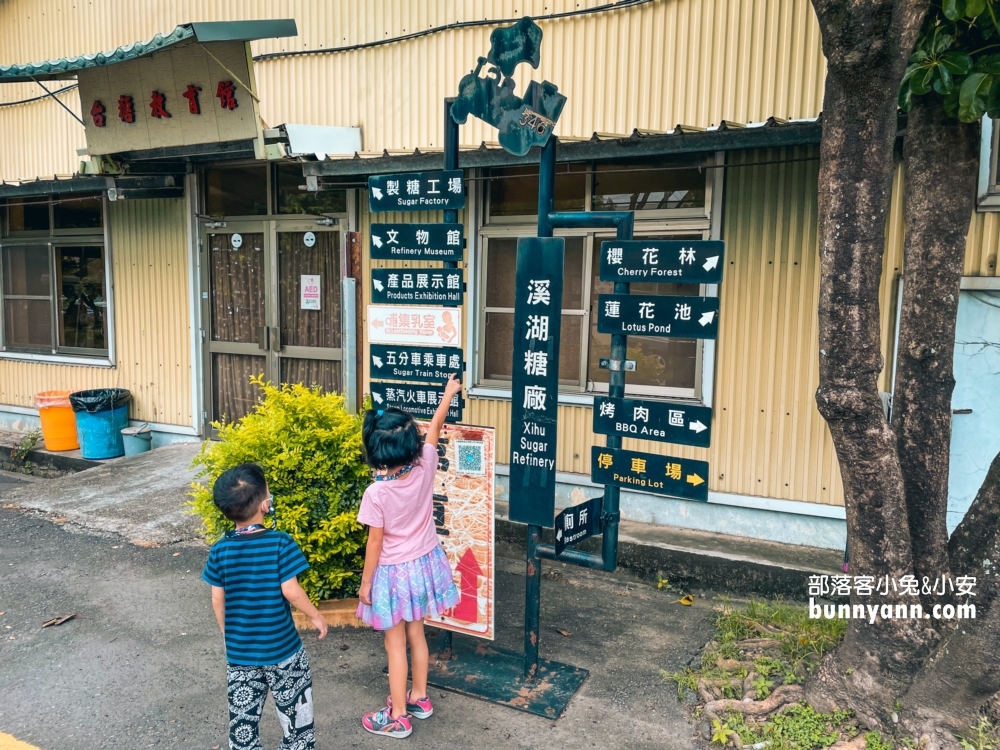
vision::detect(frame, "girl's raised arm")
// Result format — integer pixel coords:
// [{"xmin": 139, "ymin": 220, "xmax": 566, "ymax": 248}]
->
[{"xmin": 426, "ymin": 374, "xmax": 462, "ymax": 447}]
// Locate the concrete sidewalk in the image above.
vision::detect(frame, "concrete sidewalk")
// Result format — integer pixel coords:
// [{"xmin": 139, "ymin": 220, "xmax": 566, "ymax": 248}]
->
[{"xmin": 0, "ymin": 506, "xmax": 715, "ymax": 750}]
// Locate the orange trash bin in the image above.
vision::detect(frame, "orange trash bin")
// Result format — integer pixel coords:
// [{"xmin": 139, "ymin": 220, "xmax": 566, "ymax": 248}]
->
[{"xmin": 34, "ymin": 390, "xmax": 80, "ymax": 451}]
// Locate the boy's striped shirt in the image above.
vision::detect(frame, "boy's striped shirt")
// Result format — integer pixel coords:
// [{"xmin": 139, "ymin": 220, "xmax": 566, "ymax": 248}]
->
[{"xmin": 202, "ymin": 528, "xmax": 309, "ymax": 666}]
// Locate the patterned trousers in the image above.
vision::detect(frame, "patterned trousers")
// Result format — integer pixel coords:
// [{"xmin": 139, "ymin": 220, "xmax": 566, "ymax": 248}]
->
[{"xmin": 226, "ymin": 647, "xmax": 315, "ymax": 750}]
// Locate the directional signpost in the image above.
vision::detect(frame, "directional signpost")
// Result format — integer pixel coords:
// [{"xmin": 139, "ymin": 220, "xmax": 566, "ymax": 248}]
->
[
  {"xmin": 554, "ymin": 496, "xmax": 603, "ymax": 557},
  {"xmin": 368, "ymin": 170, "xmax": 465, "ymax": 212},
  {"xmin": 370, "ymin": 223, "xmax": 464, "ymax": 261},
  {"xmin": 371, "ymin": 268, "xmax": 464, "ymax": 306},
  {"xmin": 370, "ymin": 382, "xmax": 464, "ymax": 422},
  {"xmin": 590, "ymin": 446, "xmax": 709, "ymax": 502},
  {"xmin": 370, "ymin": 344, "xmax": 463, "ymax": 383},
  {"xmin": 597, "ymin": 294, "xmax": 719, "ymax": 338},
  {"xmin": 593, "ymin": 396, "xmax": 712, "ymax": 448},
  {"xmin": 600, "ymin": 239, "xmax": 725, "ymax": 283}
]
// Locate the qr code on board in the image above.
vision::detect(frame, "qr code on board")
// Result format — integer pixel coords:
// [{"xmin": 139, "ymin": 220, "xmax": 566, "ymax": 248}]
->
[{"xmin": 455, "ymin": 441, "xmax": 486, "ymax": 475}]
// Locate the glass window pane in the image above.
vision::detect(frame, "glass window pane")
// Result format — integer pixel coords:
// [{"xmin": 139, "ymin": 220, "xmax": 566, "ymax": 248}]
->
[
  {"xmin": 212, "ymin": 353, "xmax": 266, "ymax": 422},
  {"xmin": 275, "ymin": 163, "xmax": 347, "ymax": 215},
  {"xmin": 57, "ymin": 246, "xmax": 107, "ymax": 350},
  {"xmin": 563, "ymin": 238, "xmax": 585, "ymax": 309},
  {"xmin": 4, "ymin": 299, "xmax": 52, "ymax": 349},
  {"xmin": 7, "ymin": 198, "xmax": 50, "ymax": 232},
  {"xmin": 486, "ymin": 236, "xmax": 585, "ymax": 310},
  {"xmin": 593, "ymin": 159, "xmax": 706, "ymax": 212},
  {"xmin": 205, "ymin": 166, "xmax": 268, "ymax": 216},
  {"xmin": 488, "ymin": 164, "xmax": 586, "ymax": 217},
  {"xmin": 559, "ymin": 315, "xmax": 582, "ymax": 386},
  {"xmin": 54, "ymin": 195, "xmax": 103, "ymax": 229},
  {"xmin": 278, "ymin": 231, "xmax": 341, "ymax": 348},
  {"xmin": 483, "ymin": 312, "xmax": 514, "ymax": 380},
  {"xmin": 209, "ymin": 232, "xmax": 266, "ymax": 343},
  {"xmin": 2, "ymin": 246, "xmax": 51, "ymax": 296},
  {"xmin": 281, "ymin": 358, "xmax": 342, "ymax": 394},
  {"xmin": 588, "ymin": 240, "xmax": 700, "ymax": 390}
]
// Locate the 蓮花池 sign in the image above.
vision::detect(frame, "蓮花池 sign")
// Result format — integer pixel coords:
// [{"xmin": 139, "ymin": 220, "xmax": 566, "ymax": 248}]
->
[
  {"xmin": 370, "ymin": 223, "xmax": 464, "ymax": 262},
  {"xmin": 77, "ymin": 40, "xmax": 261, "ymax": 156},
  {"xmin": 368, "ymin": 170, "xmax": 465, "ymax": 212},
  {"xmin": 370, "ymin": 344, "xmax": 463, "ymax": 384},
  {"xmin": 371, "ymin": 268, "xmax": 463, "ymax": 306},
  {"xmin": 590, "ymin": 446, "xmax": 709, "ymax": 502},
  {"xmin": 592, "ymin": 396, "xmax": 713, "ymax": 448},
  {"xmin": 597, "ymin": 294, "xmax": 719, "ymax": 339},
  {"xmin": 599, "ymin": 240, "xmax": 725, "ymax": 284}
]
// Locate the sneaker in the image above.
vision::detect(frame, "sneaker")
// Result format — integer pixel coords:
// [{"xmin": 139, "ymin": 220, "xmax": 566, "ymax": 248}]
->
[
  {"xmin": 362, "ymin": 707, "xmax": 413, "ymax": 738},
  {"xmin": 387, "ymin": 690, "xmax": 434, "ymax": 719}
]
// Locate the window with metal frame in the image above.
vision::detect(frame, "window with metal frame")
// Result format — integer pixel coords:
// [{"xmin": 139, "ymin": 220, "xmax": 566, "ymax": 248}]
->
[{"xmin": 1, "ymin": 195, "xmax": 109, "ymax": 358}]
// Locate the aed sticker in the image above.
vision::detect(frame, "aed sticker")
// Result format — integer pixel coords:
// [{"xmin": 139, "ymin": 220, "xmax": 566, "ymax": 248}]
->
[
  {"xmin": 230, "ymin": 233, "xmax": 243, "ymax": 249},
  {"xmin": 303, "ymin": 231, "xmax": 316, "ymax": 248}
]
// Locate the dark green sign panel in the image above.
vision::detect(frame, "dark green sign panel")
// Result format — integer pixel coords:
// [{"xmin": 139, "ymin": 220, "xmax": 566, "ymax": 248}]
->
[
  {"xmin": 597, "ymin": 294, "xmax": 719, "ymax": 339},
  {"xmin": 370, "ymin": 223, "xmax": 464, "ymax": 261},
  {"xmin": 590, "ymin": 446, "xmax": 709, "ymax": 502},
  {"xmin": 368, "ymin": 170, "xmax": 465, "ymax": 212},
  {"xmin": 593, "ymin": 396, "xmax": 713, "ymax": 448},
  {"xmin": 599, "ymin": 240, "xmax": 725, "ymax": 284},
  {"xmin": 370, "ymin": 382, "xmax": 463, "ymax": 422},
  {"xmin": 370, "ymin": 344, "xmax": 463, "ymax": 383},
  {"xmin": 371, "ymin": 268, "xmax": 463, "ymax": 306},
  {"xmin": 554, "ymin": 496, "xmax": 603, "ymax": 557},
  {"xmin": 509, "ymin": 237, "xmax": 565, "ymax": 528}
]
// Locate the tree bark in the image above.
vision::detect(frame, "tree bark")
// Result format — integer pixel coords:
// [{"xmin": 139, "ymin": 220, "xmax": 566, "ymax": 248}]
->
[
  {"xmin": 806, "ymin": 0, "xmax": 932, "ymax": 728},
  {"xmin": 893, "ymin": 97, "xmax": 979, "ymax": 601}
]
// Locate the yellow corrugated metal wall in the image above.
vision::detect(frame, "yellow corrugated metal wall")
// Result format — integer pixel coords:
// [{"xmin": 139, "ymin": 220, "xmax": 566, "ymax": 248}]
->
[
  {"xmin": 1, "ymin": 0, "xmax": 827, "ymax": 182},
  {"xmin": 0, "ymin": 199, "xmax": 192, "ymax": 426}
]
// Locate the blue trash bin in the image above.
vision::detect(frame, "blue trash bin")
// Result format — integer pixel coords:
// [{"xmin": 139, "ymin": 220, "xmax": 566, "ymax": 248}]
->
[{"xmin": 69, "ymin": 389, "xmax": 132, "ymax": 460}]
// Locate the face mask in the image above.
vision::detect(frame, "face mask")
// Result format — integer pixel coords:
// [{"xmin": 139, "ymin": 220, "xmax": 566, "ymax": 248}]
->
[{"xmin": 264, "ymin": 493, "xmax": 276, "ymax": 524}]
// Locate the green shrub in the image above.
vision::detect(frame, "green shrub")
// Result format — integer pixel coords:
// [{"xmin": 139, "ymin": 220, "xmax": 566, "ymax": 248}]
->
[{"xmin": 187, "ymin": 376, "xmax": 370, "ymax": 601}]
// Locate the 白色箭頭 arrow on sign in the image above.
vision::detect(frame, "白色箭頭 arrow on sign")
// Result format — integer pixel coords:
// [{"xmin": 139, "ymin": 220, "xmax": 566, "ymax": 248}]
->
[
  {"xmin": 699, "ymin": 311, "xmax": 716, "ymax": 326},
  {"xmin": 371, "ymin": 187, "xmax": 384, "ymax": 200},
  {"xmin": 703, "ymin": 256, "xmax": 719, "ymax": 272},
  {"xmin": 555, "ymin": 528, "xmax": 563, "ymax": 542},
  {"xmin": 686, "ymin": 473, "xmax": 705, "ymax": 486},
  {"xmin": 372, "ymin": 392, "xmax": 384, "ymax": 404},
  {"xmin": 689, "ymin": 420, "xmax": 707, "ymax": 433},
  {"xmin": 372, "ymin": 235, "xmax": 383, "ymax": 248},
  {"xmin": 372, "ymin": 355, "xmax": 383, "ymax": 368},
  {"xmin": 373, "ymin": 279, "xmax": 384, "ymax": 291}
]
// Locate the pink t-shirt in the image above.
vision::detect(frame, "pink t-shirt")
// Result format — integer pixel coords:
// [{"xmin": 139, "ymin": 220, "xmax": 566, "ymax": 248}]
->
[{"xmin": 357, "ymin": 442, "xmax": 441, "ymax": 566}]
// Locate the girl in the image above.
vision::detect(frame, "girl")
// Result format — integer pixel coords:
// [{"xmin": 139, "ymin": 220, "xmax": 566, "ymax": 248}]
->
[{"xmin": 356, "ymin": 374, "xmax": 463, "ymax": 739}]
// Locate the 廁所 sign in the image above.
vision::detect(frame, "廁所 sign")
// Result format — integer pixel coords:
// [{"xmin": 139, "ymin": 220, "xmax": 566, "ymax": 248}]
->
[
  {"xmin": 593, "ymin": 396, "xmax": 713, "ymax": 449},
  {"xmin": 554, "ymin": 496, "xmax": 603, "ymax": 557},
  {"xmin": 597, "ymin": 294, "xmax": 719, "ymax": 339},
  {"xmin": 371, "ymin": 383, "xmax": 464, "ymax": 422},
  {"xmin": 509, "ymin": 237, "xmax": 565, "ymax": 528},
  {"xmin": 590, "ymin": 446, "xmax": 709, "ymax": 502},
  {"xmin": 599, "ymin": 240, "xmax": 725, "ymax": 284},
  {"xmin": 371, "ymin": 268, "xmax": 464, "ymax": 306},
  {"xmin": 370, "ymin": 223, "xmax": 464, "ymax": 262},
  {"xmin": 367, "ymin": 305, "xmax": 462, "ymax": 347},
  {"xmin": 423, "ymin": 422, "xmax": 496, "ymax": 640},
  {"xmin": 370, "ymin": 344, "xmax": 464, "ymax": 384},
  {"xmin": 368, "ymin": 170, "xmax": 465, "ymax": 212}
]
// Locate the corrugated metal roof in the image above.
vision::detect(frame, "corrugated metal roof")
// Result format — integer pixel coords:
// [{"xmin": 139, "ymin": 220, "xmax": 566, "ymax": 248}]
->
[{"xmin": 0, "ymin": 19, "xmax": 297, "ymax": 83}]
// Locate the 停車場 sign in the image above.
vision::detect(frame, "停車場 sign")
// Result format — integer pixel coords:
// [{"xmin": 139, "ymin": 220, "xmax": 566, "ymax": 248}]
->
[
  {"xmin": 370, "ymin": 223, "xmax": 464, "ymax": 262},
  {"xmin": 590, "ymin": 446, "xmax": 709, "ymax": 502},
  {"xmin": 368, "ymin": 170, "xmax": 465, "ymax": 212},
  {"xmin": 592, "ymin": 396, "xmax": 713, "ymax": 448},
  {"xmin": 371, "ymin": 268, "xmax": 463, "ymax": 306},
  {"xmin": 370, "ymin": 344, "xmax": 463, "ymax": 384},
  {"xmin": 597, "ymin": 294, "xmax": 719, "ymax": 339},
  {"xmin": 599, "ymin": 240, "xmax": 725, "ymax": 284}
]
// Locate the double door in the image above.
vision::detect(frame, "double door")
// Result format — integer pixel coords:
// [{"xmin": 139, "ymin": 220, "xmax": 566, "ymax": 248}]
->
[{"xmin": 202, "ymin": 219, "xmax": 347, "ymax": 429}]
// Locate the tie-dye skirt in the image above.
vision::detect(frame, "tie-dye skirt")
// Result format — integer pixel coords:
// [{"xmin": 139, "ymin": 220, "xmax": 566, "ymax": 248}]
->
[{"xmin": 356, "ymin": 544, "xmax": 460, "ymax": 631}]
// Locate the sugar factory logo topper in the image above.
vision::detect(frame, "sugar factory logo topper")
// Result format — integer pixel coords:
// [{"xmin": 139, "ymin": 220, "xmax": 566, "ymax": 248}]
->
[{"xmin": 450, "ymin": 17, "xmax": 566, "ymax": 156}]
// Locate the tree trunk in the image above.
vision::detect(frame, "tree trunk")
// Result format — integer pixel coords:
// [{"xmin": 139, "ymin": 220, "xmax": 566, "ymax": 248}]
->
[
  {"xmin": 893, "ymin": 96, "xmax": 979, "ymax": 601},
  {"xmin": 806, "ymin": 0, "xmax": 932, "ymax": 728}
]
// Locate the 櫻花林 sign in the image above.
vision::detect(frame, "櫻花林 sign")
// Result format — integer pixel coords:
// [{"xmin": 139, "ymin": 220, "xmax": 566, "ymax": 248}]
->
[
  {"xmin": 422, "ymin": 423, "xmax": 496, "ymax": 640},
  {"xmin": 599, "ymin": 240, "xmax": 725, "ymax": 284},
  {"xmin": 590, "ymin": 446, "xmax": 709, "ymax": 502},
  {"xmin": 370, "ymin": 223, "xmax": 464, "ymax": 262},
  {"xmin": 593, "ymin": 396, "xmax": 713, "ymax": 448},
  {"xmin": 367, "ymin": 305, "xmax": 462, "ymax": 347},
  {"xmin": 371, "ymin": 383, "xmax": 464, "ymax": 422},
  {"xmin": 368, "ymin": 171, "xmax": 465, "ymax": 212},
  {"xmin": 508, "ymin": 237, "xmax": 565, "ymax": 528},
  {"xmin": 371, "ymin": 269, "xmax": 464, "ymax": 306},
  {"xmin": 370, "ymin": 344, "xmax": 463, "ymax": 383},
  {"xmin": 597, "ymin": 294, "xmax": 719, "ymax": 339},
  {"xmin": 76, "ymin": 40, "xmax": 261, "ymax": 156}
]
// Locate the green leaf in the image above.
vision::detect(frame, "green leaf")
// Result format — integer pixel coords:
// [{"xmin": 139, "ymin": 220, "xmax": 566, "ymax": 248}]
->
[
  {"xmin": 943, "ymin": 0, "xmax": 966, "ymax": 20},
  {"xmin": 959, "ymin": 71, "xmax": 993, "ymax": 121},
  {"xmin": 966, "ymin": 0, "xmax": 987, "ymax": 16},
  {"xmin": 898, "ymin": 82, "xmax": 914, "ymax": 111},
  {"xmin": 978, "ymin": 53, "xmax": 1000, "ymax": 75},
  {"xmin": 943, "ymin": 87, "xmax": 962, "ymax": 118},
  {"xmin": 941, "ymin": 50, "xmax": 974, "ymax": 75},
  {"xmin": 932, "ymin": 32, "xmax": 955, "ymax": 55},
  {"xmin": 910, "ymin": 66, "xmax": 935, "ymax": 95},
  {"xmin": 910, "ymin": 49, "xmax": 931, "ymax": 64},
  {"xmin": 987, "ymin": 78, "xmax": 1000, "ymax": 118},
  {"xmin": 934, "ymin": 64, "xmax": 955, "ymax": 94}
]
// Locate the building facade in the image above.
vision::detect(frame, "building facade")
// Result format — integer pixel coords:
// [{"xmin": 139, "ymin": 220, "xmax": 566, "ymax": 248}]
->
[{"xmin": 1, "ymin": 0, "xmax": 997, "ymax": 550}]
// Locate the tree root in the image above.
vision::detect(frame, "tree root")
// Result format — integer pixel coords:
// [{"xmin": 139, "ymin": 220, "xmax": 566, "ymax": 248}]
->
[
  {"xmin": 737, "ymin": 638, "xmax": 783, "ymax": 651},
  {"xmin": 717, "ymin": 657, "xmax": 756, "ymax": 671},
  {"xmin": 704, "ymin": 685, "xmax": 804, "ymax": 721}
]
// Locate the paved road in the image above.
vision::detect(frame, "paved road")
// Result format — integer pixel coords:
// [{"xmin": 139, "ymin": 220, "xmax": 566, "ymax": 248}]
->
[{"xmin": 0, "ymin": 507, "xmax": 716, "ymax": 749}]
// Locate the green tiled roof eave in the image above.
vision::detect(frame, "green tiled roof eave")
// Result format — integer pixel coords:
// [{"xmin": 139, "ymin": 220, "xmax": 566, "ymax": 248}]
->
[{"xmin": 0, "ymin": 24, "xmax": 195, "ymax": 82}]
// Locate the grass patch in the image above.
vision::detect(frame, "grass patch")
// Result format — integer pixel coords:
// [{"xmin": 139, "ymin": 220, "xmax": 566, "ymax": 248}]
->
[{"xmin": 717, "ymin": 704, "xmax": 856, "ymax": 749}]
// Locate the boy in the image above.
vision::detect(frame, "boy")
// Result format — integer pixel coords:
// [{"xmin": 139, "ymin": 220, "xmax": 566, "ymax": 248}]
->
[{"xmin": 202, "ymin": 463, "xmax": 328, "ymax": 750}]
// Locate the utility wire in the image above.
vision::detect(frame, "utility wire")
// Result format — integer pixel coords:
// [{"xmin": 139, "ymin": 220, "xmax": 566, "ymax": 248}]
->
[{"xmin": 0, "ymin": 83, "xmax": 78, "ymax": 108}]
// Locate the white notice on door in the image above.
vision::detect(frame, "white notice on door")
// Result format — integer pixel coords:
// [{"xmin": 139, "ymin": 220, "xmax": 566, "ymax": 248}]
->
[{"xmin": 301, "ymin": 275, "xmax": 321, "ymax": 310}]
